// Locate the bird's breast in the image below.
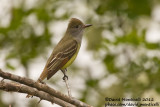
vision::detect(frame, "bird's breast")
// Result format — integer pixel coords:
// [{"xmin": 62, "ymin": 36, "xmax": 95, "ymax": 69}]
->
[{"xmin": 61, "ymin": 44, "xmax": 80, "ymax": 69}]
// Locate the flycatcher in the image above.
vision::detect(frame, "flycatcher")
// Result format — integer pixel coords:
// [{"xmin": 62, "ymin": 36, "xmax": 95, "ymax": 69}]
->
[
  {"xmin": 27, "ymin": 18, "xmax": 91, "ymax": 94},
  {"xmin": 38, "ymin": 18, "xmax": 92, "ymax": 82}
]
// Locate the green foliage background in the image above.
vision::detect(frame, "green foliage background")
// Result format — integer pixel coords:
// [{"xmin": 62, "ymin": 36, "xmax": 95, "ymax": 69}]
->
[{"xmin": 0, "ymin": 0, "xmax": 160, "ymax": 107}]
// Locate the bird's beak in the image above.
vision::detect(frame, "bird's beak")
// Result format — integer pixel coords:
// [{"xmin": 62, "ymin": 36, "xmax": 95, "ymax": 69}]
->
[{"xmin": 84, "ymin": 24, "xmax": 92, "ymax": 28}]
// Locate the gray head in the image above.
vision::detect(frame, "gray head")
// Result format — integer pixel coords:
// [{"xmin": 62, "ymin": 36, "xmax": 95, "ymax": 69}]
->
[{"xmin": 66, "ymin": 18, "xmax": 92, "ymax": 42}]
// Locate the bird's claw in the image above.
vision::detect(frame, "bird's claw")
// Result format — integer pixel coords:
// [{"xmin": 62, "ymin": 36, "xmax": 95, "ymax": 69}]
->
[{"xmin": 63, "ymin": 75, "xmax": 68, "ymax": 80}]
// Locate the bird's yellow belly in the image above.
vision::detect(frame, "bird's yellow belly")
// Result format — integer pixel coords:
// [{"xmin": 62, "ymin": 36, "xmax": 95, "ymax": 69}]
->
[{"xmin": 61, "ymin": 45, "xmax": 80, "ymax": 69}]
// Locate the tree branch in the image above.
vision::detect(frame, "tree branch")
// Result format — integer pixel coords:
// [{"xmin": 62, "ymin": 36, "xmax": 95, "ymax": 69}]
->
[
  {"xmin": 0, "ymin": 81, "xmax": 74, "ymax": 107},
  {"xmin": 0, "ymin": 69, "xmax": 93, "ymax": 107}
]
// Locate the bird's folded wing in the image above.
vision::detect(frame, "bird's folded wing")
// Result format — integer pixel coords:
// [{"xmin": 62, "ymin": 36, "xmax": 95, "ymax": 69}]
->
[{"xmin": 46, "ymin": 40, "xmax": 78, "ymax": 80}]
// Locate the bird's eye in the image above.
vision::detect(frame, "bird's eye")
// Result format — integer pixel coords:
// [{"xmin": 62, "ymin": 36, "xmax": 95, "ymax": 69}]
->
[{"xmin": 75, "ymin": 25, "xmax": 79, "ymax": 28}]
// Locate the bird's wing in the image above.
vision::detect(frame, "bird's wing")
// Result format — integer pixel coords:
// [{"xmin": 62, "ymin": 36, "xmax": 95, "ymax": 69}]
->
[{"xmin": 46, "ymin": 40, "xmax": 78, "ymax": 80}]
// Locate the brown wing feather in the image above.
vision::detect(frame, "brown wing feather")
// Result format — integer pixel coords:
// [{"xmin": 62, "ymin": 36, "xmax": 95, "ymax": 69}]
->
[{"xmin": 46, "ymin": 40, "xmax": 78, "ymax": 80}]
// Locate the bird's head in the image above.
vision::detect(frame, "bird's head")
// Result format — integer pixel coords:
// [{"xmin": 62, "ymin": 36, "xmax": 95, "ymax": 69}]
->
[{"xmin": 66, "ymin": 18, "xmax": 92, "ymax": 37}]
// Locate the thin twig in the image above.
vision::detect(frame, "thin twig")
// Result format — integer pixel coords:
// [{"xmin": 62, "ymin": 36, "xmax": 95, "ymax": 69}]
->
[
  {"xmin": 64, "ymin": 78, "xmax": 72, "ymax": 98},
  {"xmin": 0, "ymin": 69, "xmax": 93, "ymax": 107},
  {"xmin": 0, "ymin": 81, "xmax": 75, "ymax": 107}
]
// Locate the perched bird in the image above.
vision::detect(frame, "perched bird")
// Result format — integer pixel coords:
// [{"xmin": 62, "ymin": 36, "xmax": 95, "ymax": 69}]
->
[{"xmin": 26, "ymin": 18, "xmax": 92, "ymax": 98}]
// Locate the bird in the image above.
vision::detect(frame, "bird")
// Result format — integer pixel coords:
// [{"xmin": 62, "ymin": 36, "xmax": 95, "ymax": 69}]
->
[{"xmin": 26, "ymin": 18, "xmax": 92, "ymax": 98}]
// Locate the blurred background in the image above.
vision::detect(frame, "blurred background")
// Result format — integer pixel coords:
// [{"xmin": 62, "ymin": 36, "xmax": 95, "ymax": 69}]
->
[{"xmin": 0, "ymin": 0, "xmax": 160, "ymax": 107}]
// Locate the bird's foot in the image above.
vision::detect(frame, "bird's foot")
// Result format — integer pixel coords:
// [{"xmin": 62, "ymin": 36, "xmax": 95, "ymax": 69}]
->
[{"xmin": 63, "ymin": 75, "xmax": 68, "ymax": 81}]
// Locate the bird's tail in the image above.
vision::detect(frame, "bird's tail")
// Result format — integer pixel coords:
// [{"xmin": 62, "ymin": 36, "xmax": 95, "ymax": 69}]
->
[
  {"xmin": 26, "ymin": 68, "xmax": 48, "ymax": 98},
  {"xmin": 38, "ymin": 67, "xmax": 48, "ymax": 81}
]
